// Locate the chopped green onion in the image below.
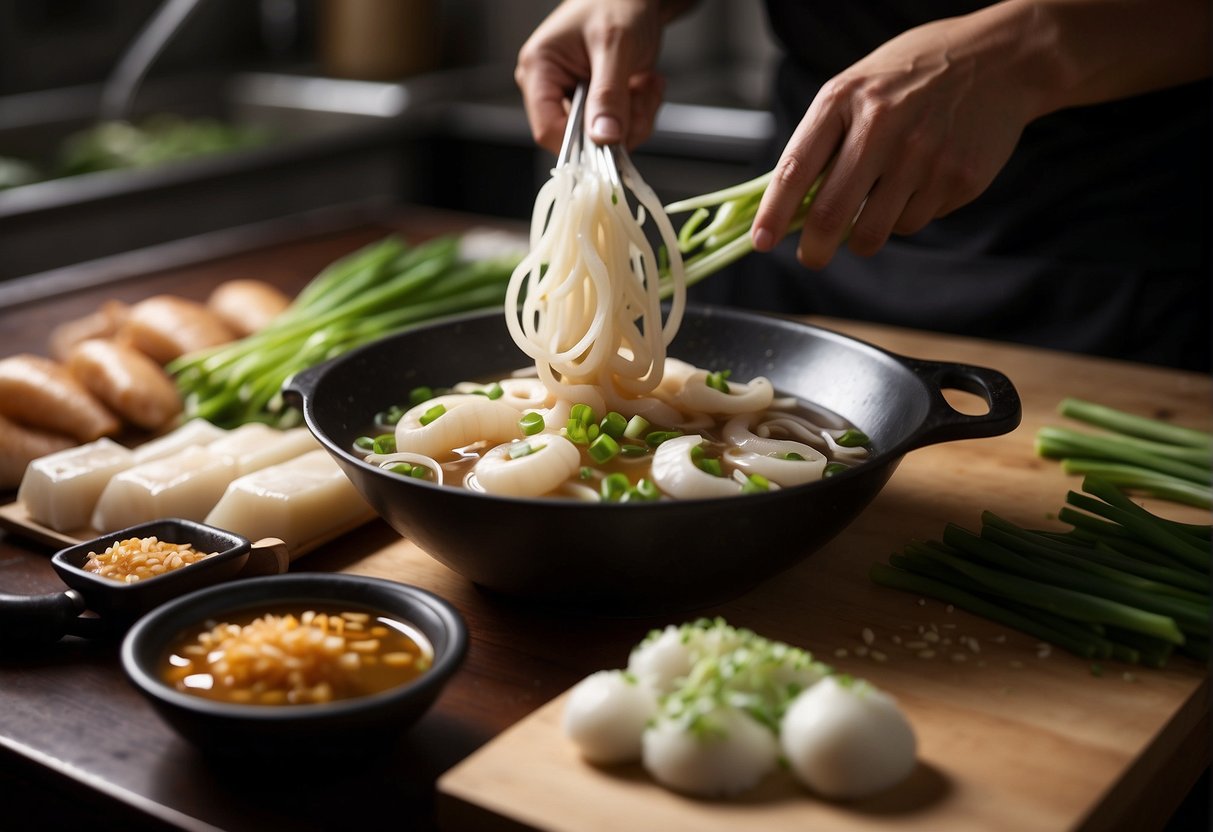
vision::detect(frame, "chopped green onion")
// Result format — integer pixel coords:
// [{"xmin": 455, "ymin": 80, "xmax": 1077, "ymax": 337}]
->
[
  {"xmin": 600, "ymin": 411, "xmax": 628, "ymax": 439},
  {"xmin": 519, "ymin": 412, "xmax": 545, "ymax": 436},
  {"xmin": 624, "ymin": 415, "xmax": 651, "ymax": 440},
  {"xmin": 588, "ymin": 434, "xmax": 621, "ymax": 463},
  {"xmin": 419, "ymin": 404, "xmax": 446, "ymax": 426},
  {"xmin": 783, "ymin": 451, "xmax": 806, "ymax": 461},
  {"xmin": 354, "ymin": 435, "xmax": 375, "ymax": 452},
  {"xmin": 475, "ymin": 382, "xmax": 504, "ymax": 400},
  {"xmin": 409, "ymin": 466, "xmax": 429, "ymax": 479},
  {"xmin": 706, "ymin": 369, "xmax": 732, "ymax": 393},
  {"xmin": 836, "ymin": 429, "xmax": 870, "ymax": 448},
  {"xmin": 372, "ymin": 434, "xmax": 396, "ymax": 454},
  {"xmin": 698, "ymin": 457, "xmax": 724, "ymax": 477},
  {"xmin": 620, "ymin": 444, "xmax": 650, "ymax": 457},
  {"xmin": 646, "ymin": 430, "xmax": 683, "ymax": 447},
  {"xmin": 566, "ymin": 403, "xmax": 599, "ymax": 445},
  {"xmin": 388, "ymin": 462, "xmax": 413, "ymax": 475},
  {"xmin": 601, "ymin": 472, "xmax": 630, "ymax": 501},
  {"xmin": 580, "ymin": 466, "xmax": 594, "ymax": 480},
  {"xmin": 508, "ymin": 441, "xmax": 538, "ymax": 460},
  {"xmin": 691, "ymin": 444, "xmax": 723, "ymax": 476},
  {"xmin": 742, "ymin": 474, "xmax": 771, "ymax": 494},
  {"xmin": 375, "ymin": 405, "xmax": 405, "ymax": 426},
  {"xmin": 409, "ymin": 386, "xmax": 435, "ymax": 407},
  {"xmin": 625, "ymin": 480, "xmax": 664, "ymax": 504},
  {"xmin": 824, "ymin": 462, "xmax": 849, "ymax": 477}
]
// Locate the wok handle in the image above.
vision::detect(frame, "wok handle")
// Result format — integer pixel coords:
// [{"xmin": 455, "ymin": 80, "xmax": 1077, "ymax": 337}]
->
[
  {"xmin": 280, "ymin": 362, "xmax": 325, "ymax": 411},
  {"xmin": 0, "ymin": 589, "xmax": 86, "ymax": 646},
  {"xmin": 906, "ymin": 358, "xmax": 1022, "ymax": 449}
]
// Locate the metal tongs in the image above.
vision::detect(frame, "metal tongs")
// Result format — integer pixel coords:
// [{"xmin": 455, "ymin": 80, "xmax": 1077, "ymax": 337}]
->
[{"xmin": 556, "ymin": 82, "xmax": 626, "ymax": 189}]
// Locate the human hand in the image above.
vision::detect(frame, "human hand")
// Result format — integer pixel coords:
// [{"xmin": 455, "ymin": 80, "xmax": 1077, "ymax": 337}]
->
[
  {"xmin": 515, "ymin": 0, "xmax": 670, "ymax": 153},
  {"xmin": 751, "ymin": 8, "xmax": 1042, "ymax": 269}
]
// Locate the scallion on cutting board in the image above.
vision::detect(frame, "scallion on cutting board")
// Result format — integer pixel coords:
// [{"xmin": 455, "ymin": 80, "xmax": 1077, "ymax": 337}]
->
[
  {"xmin": 871, "ymin": 475, "xmax": 1211, "ymax": 666},
  {"xmin": 1036, "ymin": 397, "xmax": 1212, "ymax": 509}
]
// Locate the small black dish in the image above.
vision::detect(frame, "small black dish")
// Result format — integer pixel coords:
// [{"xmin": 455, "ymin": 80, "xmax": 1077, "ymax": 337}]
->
[
  {"xmin": 52, "ymin": 518, "xmax": 252, "ymax": 621},
  {"xmin": 0, "ymin": 518, "xmax": 282, "ymax": 646},
  {"xmin": 121, "ymin": 573, "xmax": 468, "ymax": 760}
]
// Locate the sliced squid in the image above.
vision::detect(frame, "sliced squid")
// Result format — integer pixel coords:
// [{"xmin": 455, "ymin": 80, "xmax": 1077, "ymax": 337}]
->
[
  {"xmin": 395, "ymin": 394, "xmax": 524, "ymax": 459},
  {"xmin": 653, "ymin": 358, "xmax": 699, "ymax": 397},
  {"xmin": 472, "ymin": 434, "xmax": 581, "ymax": 498},
  {"xmin": 650, "ymin": 434, "xmax": 739, "ymax": 499},
  {"xmin": 721, "ymin": 413, "xmax": 827, "ymax": 486},
  {"xmin": 823, "ymin": 430, "xmax": 873, "ymax": 461},
  {"xmin": 674, "ymin": 372, "xmax": 774, "ymax": 415},
  {"xmin": 364, "ymin": 451, "xmax": 445, "ymax": 485},
  {"xmin": 724, "ymin": 448, "xmax": 825, "ymax": 487},
  {"xmin": 451, "ymin": 377, "xmax": 551, "ymax": 412}
]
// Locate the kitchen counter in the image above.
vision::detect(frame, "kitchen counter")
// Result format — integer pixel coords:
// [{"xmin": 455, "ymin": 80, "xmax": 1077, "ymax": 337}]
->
[{"xmin": 0, "ymin": 208, "xmax": 1208, "ymax": 831}]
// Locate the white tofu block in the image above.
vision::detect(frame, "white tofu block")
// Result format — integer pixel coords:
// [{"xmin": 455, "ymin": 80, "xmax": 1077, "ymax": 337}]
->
[
  {"xmin": 205, "ymin": 449, "xmax": 374, "ymax": 553},
  {"xmin": 206, "ymin": 425, "xmax": 320, "ymax": 476},
  {"xmin": 17, "ymin": 438, "xmax": 135, "ymax": 531},
  {"xmin": 132, "ymin": 418, "xmax": 227, "ymax": 464},
  {"xmin": 91, "ymin": 445, "xmax": 237, "ymax": 532}
]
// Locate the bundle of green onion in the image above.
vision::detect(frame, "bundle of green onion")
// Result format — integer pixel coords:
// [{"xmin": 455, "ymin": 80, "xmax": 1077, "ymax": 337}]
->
[
  {"xmin": 170, "ymin": 234, "xmax": 521, "ymax": 429},
  {"xmin": 1036, "ymin": 397, "xmax": 1211, "ymax": 508},
  {"xmin": 871, "ymin": 475, "xmax": 1211, "ymax": 666},
  {"xmin": 661, "ymin": 171, "xmax": 821, "ymax": 291}
]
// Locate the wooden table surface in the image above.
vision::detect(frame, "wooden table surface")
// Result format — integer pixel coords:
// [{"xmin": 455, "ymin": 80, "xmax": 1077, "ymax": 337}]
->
[{"xmin": 0, "ymin": 208, "xmax": 1208, "ymax": 832}]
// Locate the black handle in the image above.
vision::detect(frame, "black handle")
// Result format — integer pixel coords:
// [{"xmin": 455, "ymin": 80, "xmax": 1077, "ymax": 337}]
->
[
  {"xmin": 0, "ymin": 590, "xmax": 86, "ymax": 646},
  {"xmin": 280, "ymin": 361, "xmax": 325, "ymax": 412},
  {"xmin": 905, "ymin": 358, "xmax": 1022, "ymax": 450}
]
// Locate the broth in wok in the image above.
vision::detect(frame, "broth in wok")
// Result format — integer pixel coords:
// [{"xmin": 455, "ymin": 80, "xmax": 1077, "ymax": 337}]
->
[{"xmin": 352, "ymin": 368, "xmax": 872, "ymax": 502}]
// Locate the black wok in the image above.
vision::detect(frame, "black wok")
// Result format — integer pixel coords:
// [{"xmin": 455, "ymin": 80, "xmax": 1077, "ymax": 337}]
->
[{"xmin": 283, "ymin": 305, "xmax": 1021, "ymax": 615}]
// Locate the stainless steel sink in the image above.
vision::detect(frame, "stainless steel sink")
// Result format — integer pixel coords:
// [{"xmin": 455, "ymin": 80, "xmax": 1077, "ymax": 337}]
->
[{"xmin": 0, "ymin": 69, "xmax": 450, "ymax": 283}]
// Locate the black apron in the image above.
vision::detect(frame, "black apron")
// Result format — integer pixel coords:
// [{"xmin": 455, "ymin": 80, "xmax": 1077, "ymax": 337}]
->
[{"xmin": 689, "ymin": 1, "xmax": 1211, "ymax": 372}]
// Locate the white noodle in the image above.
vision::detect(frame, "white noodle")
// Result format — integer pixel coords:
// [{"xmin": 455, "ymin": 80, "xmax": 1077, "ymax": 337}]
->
[{"xmin": 505, "ymin": 141, "xmax": 686, "ymax": 405}]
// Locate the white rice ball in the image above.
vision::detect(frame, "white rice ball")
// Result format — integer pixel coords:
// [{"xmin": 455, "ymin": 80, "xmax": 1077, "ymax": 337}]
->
[
  {"xmin": 562, "ymin": 670, "xmax": 658, "ymax": 764},
  {"xmin": 627, "ymin": 625, "xmax": 694, "ymax": 694},
  {"xmin": 642, "ymin": 704, "xmax": 779, "ymax": 797},
  {"xmin": 780, "ymin": 675, "xmax": 917, "ymax": 800}
]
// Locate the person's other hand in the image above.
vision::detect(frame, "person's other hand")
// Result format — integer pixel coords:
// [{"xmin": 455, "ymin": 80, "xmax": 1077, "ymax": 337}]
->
[
  {"xmin": 751, "ymin": 8, "xmax": 1041, "ymax": 268},
  {"xmin": 515, "ymin": 0, "xmax": 668, "ymax": 153}
]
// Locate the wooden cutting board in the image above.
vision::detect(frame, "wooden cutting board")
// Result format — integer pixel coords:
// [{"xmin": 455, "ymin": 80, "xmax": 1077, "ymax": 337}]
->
[{"xmin": 435, "ymin": 321, "xmax": 1211, "ymax": 832}]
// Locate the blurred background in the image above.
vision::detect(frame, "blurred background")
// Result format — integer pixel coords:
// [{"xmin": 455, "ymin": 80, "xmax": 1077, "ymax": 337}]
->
[{"xmin": 0, "ymin": 0, "xmax": 780, "ymax": 283}]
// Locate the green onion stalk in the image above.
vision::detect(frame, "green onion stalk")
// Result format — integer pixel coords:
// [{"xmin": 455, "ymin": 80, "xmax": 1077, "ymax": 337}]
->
[
  {"xmin": 871, "ymin": 475, "xmax": 1212, "ymax": 666},
  {"xmin": 1036, "ymin": 397, "xmax": 1212, "ymax": 509},
  {"xmin": 658, "ymin": 171, "xmax": 822, "ymax": 294},
  {"xmin": 169, "ymin": 235, "xmax": 522, "ymax": 428}
]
